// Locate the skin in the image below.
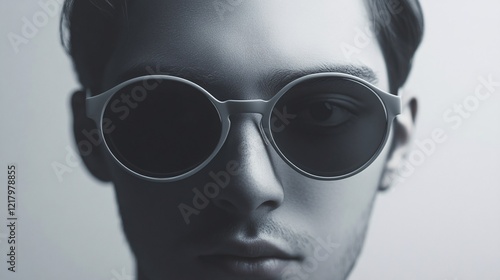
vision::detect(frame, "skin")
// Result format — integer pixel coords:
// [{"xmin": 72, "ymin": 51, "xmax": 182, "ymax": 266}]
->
[{"xmin": 71, "ymin": 0, "xmax": 417, "ymax": 279}]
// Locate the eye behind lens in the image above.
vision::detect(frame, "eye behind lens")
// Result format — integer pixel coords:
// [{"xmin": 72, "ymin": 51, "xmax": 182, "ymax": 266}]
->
[
  {"xmin": 291, "ymin": 95, "xmax": 360, "ymax": 129},
  {"xmin": 271, "ymin": 76, "xmax": 388, "ymax": 177}
]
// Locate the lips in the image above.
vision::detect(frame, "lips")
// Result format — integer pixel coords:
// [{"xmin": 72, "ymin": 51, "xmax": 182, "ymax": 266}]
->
[{"xmin": 199, "ymin": 239, "xmax": 301, "ymax": 277}]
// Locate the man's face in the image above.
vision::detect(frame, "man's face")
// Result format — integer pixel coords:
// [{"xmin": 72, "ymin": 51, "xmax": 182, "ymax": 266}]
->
[{"xmin": 100, "ymin": 0, "xmax": 390, "ymax": 279}]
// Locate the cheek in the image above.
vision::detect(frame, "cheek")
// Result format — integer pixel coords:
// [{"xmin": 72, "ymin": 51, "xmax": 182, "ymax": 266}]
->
[
  {"xmin": 112, "ymin": 178, "xmax": 185, "ymax": 249},
  {"xmin": 268, "ymin": 145, "xmax": 389, "ymax": 280},
  {"xmin": 110, "ymin": 164, "xmax": 202, "ymax": 247},
  {"xmin": 110, "ymin": 171, "xmax": 211, "ymax": 278},
  {"xmin": 272, "ymin": 136, "xmax": 390, "ymax": 237}
]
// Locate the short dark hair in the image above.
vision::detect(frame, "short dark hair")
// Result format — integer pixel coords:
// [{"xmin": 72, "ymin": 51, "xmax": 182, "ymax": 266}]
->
[{"xmin": 60, "ymin": 0, "xmax": 424, "ymax": 93}]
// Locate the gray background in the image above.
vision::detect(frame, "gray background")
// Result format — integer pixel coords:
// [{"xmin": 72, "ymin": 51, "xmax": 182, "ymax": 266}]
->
[{"xmin": 1, "ymin": 1, "xmax": 499, "ymax": 279}]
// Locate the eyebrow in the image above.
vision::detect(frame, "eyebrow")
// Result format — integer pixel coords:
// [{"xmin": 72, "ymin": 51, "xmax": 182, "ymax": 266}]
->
[
  {"xmin": 112, "ymin": 63, "xmax": 379, "ymax": 97},
  {"xmin": 112, "ymin": 64, "xmax": 217, "ymax": 87},
  {"xmin": 260, "ymin": 64, "xmax": 379, "ymax": 97}
]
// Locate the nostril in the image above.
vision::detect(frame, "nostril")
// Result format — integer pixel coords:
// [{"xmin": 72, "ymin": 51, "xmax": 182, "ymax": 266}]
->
[{"xmin": 259, "ymin": 200, "xmax": 280, "ymax": 211}]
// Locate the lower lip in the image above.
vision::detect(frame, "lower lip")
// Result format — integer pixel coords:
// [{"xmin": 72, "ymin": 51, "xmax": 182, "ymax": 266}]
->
[{"xmin": 200, "ymin": 255, "xmax": 296, "ymax": 277}]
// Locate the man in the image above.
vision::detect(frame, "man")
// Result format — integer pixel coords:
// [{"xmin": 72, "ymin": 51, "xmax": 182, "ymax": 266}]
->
[{"xmin": 62, "ymin": 0, "xmax": 424, "ymax": 279}]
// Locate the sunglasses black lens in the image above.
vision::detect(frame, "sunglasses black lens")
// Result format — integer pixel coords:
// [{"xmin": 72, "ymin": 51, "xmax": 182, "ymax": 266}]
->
[
  {"xmin": 271, "ymin": 77, "xmax": 387, "ymax": 177},
  {"xmin": 103, "ymin": 78, "xmax": 222, "ymax": 178}
]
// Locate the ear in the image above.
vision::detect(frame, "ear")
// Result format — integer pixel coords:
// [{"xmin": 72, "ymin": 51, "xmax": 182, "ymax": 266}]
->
[
  {"xmin": 71, "ymin": 90, "xmax": 112, "ymax": 182},
  {"xmin": 379, "ymin": 91, "xmax": 418, "ymax": 191}
]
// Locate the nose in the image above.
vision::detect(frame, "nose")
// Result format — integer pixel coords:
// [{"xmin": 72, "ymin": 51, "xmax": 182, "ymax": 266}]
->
[{"xmin": 211, "ymin": 114, "xmax": 284, "ymax": 217}]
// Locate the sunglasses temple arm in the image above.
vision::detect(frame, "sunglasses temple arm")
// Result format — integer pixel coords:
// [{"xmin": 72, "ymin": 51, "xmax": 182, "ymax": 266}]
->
[
  {"xmin": 85, "ymin": 89, "xmax": 112, "ymax": 123},
  {"xmin": 383, "ymin": 90, "xmax": 403, "ymax": 116}
]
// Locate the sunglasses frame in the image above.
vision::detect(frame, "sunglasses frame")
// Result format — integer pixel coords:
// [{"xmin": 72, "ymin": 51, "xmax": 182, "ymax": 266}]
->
[{"xmin": 86, "ymin": 72, "xmax": 401, "ymax": 182}]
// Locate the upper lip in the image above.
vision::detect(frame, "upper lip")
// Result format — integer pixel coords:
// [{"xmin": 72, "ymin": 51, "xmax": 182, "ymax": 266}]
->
[{"xmin": 199, "ymin": 239, "xmax": 301, "ymax": 260}]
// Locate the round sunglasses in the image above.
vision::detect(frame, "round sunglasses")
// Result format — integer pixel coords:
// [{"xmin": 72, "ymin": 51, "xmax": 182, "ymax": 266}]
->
[{"xmin": 86, "ymin": 72, "xmax": 401, "ymax": 182}]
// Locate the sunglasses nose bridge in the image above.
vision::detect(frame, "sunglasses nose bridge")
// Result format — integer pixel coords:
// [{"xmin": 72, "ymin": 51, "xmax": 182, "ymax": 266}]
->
[
  {"xmin": 219, "ymin": 100, "xmax": 273, "ymax": 146},
  {"xmin": 221, "ymin": 99, "xmax": 270, "ymax": 115}
]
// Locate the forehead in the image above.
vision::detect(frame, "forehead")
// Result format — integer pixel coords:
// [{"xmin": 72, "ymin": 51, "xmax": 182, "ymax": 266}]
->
[{"xmin": 103, "ymin": 0, "xmax": 388, "ymax": 98}]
